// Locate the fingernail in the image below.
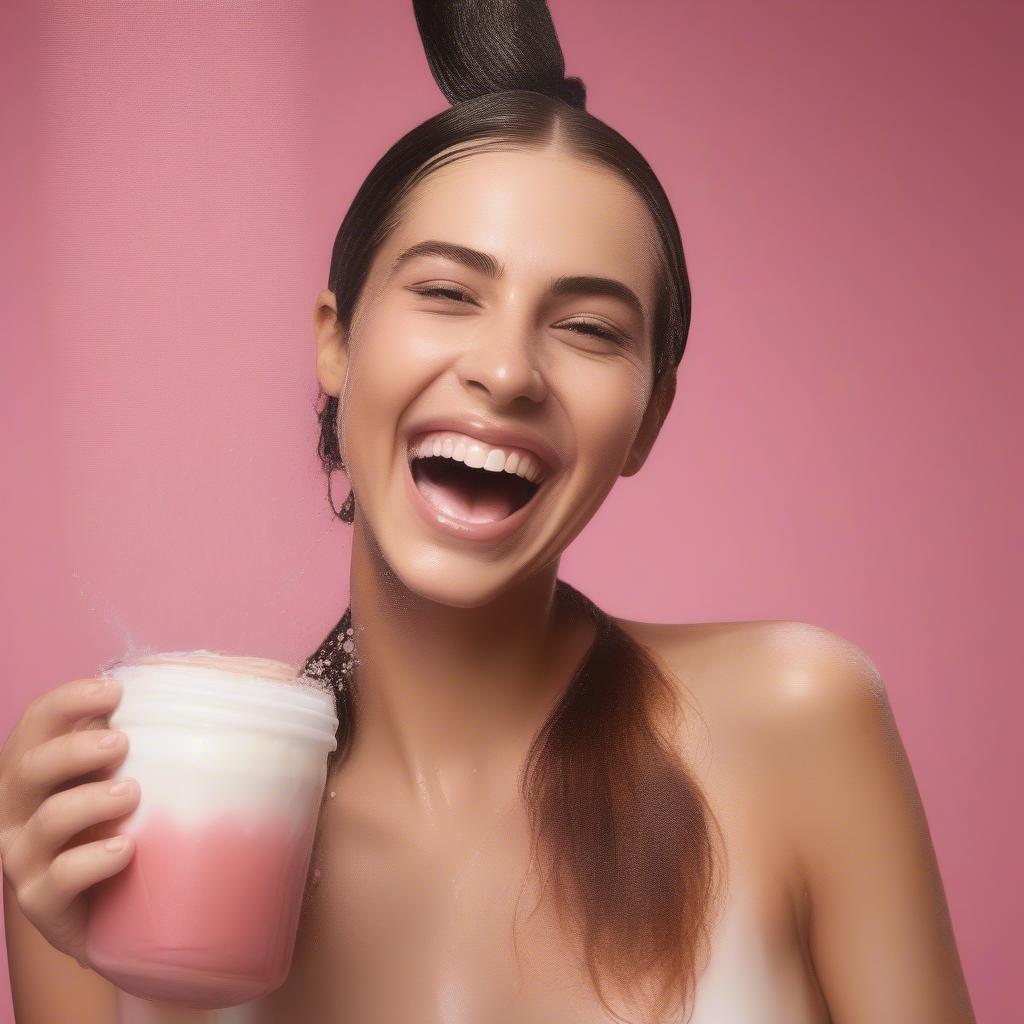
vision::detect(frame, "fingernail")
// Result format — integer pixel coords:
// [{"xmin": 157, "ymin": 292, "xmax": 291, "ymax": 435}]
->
[
  {"xmin": 104, "ymin": 836, "xmax": 127, "ymax": 853},
  {"xmin": 86, "ymin": 680, "xmax": 108, "ymax": 696},
  {"xmin": 108, "ymin": 779, "xmax": 131, "ymax": 796},
  {"xmin": 98, "ymin": 732, "xmax": 124, "ymax": 749}
]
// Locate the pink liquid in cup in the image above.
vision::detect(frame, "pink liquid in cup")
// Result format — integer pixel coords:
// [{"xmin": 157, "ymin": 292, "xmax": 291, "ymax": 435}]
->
[
  {"xmin": 84, "ymin": 651, "xmax": 338, "ymax": 1009},
  {"xmin": 88, "ymin": 810, "xmax": 317, "ymax": 1005}
]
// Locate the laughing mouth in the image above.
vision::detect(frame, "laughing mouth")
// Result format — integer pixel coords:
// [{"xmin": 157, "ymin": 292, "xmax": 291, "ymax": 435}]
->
[{"xmin": 409, "ymin": 454, "xmax": 543, "ymax": 524}]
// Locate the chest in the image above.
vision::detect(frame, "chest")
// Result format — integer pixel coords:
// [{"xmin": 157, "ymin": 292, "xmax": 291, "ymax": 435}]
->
[
  {"xmin": 246, "ymin": 792, "xmax": 598, "ymax": 1023},
  {"xmin": 231, "ymin": 769, "xmax": 827, "ymax": 1024}
]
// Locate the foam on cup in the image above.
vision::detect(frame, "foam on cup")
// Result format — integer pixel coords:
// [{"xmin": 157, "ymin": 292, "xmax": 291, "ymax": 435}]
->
[{"xmin": 85, "ymin": 649, "xmax": 339, "ymax": 1009}]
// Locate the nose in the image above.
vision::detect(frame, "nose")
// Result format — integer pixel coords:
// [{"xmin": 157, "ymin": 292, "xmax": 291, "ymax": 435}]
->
[{"xmin": 454, "ymin": 315, "xmax": 548, "ymax": 406}]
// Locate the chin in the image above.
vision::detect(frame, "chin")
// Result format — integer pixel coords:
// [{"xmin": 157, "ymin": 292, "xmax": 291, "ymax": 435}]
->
[{"xmin": 387, "ymin": 549, "xmax": 534, "ymax": 610}]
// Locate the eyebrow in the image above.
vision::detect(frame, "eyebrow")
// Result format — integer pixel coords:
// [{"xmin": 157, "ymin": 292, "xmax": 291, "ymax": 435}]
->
[{"xmin": 389, "ymin": 239, "xmax": 647, "ymax": 331}]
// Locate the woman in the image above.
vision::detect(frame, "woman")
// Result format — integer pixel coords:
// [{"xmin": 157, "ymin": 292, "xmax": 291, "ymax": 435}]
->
[{"xmin": 1, "ymin": 2, "xmax": 975, "ymax": 1022}]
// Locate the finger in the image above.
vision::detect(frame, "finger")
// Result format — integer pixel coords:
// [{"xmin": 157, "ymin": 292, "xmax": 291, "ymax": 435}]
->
[
  {"xmin": 16, "ymin": 728, "xmax": 129, "ymax": 799},
  {"xmin": 16, "ymin": 833, "xmax": 135, "ymax": 934},
  {"xmin": 19, "ymin": 678, "xmax": 124, "ymax": 747},
  {"xmin": 6, "ymin": 777, "xmax": 139, "ymax": 884}
]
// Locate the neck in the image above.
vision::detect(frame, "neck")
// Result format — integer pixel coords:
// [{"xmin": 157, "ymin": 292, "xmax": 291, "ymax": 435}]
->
[{"xmin": 340, "ymin": 521, "xmax": 594, "ymax": 824}]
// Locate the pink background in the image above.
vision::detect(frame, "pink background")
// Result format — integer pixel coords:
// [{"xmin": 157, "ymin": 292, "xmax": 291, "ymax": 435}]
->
[{"xmin": 2, "ymin": 1, "xmax": 1020, "ymax": 1020}]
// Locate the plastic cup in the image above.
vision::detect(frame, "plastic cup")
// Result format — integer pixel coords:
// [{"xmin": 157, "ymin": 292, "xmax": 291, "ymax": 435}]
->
[{"xmin": 84, "ymin": 650, "xmax": 338, "ymax": 1009}]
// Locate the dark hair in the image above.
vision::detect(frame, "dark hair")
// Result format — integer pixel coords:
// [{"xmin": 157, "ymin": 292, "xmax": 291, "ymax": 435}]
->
[{"xmin": 302, "ymin": 2, "xmax": 723, "ymax": 1021}]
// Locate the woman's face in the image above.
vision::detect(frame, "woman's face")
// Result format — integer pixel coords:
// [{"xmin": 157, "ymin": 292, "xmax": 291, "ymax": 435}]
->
[{"xmin": 315, "ymin": 145, "xmax": 676, "ymax": 607}]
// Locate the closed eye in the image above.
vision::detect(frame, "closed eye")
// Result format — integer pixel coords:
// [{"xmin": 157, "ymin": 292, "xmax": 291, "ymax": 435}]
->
[
  {"xmin": 415, "ymin": 285, "xmax": 473, "ymax": 303},
  {"xmin": 410, "ymin": 285, "xmax": 628, "ymax": 345},
  {"xmin": 560, "ymin": 321, "xmax": 624, "ymax": 343}
]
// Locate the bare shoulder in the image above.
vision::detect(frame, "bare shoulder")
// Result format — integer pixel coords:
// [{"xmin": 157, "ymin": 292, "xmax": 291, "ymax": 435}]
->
[
  {"xmin": 613, "ymin": 614, "xmax": 888, "ymax": 729},
  {"xmin": 611, "ymin": 613, "xmax": 901, "ymax": 858},
  {"xmin": 615, "ymin": 616, "xmax": 973, "ymax": 1020}
]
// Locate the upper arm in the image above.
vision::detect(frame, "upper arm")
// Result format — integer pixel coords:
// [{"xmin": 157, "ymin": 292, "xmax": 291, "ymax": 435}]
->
[{"xmin": 760, "ymin": 624, "xmax": 975, "ymax": 1024}]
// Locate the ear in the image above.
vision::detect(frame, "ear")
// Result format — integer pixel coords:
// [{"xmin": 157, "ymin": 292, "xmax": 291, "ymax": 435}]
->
[
  {"xmin": 314, "ymin": 288, "xmax": 349, "ymax": 398},
  {"xmin": 621, "ymin": 367, "xmax": 677, "ymax": 478}
]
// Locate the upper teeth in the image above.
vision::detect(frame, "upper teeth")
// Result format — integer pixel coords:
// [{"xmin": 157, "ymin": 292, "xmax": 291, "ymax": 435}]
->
[{"xmin": 409, "ymin": 431, "xmax": 548, "ymax": 484}]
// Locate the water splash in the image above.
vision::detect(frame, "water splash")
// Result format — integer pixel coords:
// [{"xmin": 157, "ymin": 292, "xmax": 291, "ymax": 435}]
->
[{"xmin": 71, "ymin": 568, "xmax": 151, "ymax": 670}]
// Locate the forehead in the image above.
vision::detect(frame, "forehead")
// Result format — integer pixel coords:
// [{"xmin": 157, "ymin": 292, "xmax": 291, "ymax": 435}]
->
[{"xmin": 385, "ymin": 147, "xmax": 660, "ymax": 304}]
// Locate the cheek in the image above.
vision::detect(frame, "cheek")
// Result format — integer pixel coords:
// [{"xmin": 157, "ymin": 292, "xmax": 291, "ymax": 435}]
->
[
  {"xmin": 569, "ymin": 371, "xmax": 650, "ymax": 471},
  {"xmin": 347, "ymin": 310, "xmax": 450, "ymax": 395},
  {"xmin": 335, "ymin": 319, "xmax": 446, "ymax": 459}
]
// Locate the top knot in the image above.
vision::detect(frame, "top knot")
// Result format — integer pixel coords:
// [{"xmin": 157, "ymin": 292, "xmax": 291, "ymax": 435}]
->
[{"xmin": 412, "ymin": 0, "xmax": 587, "ymax": 111}]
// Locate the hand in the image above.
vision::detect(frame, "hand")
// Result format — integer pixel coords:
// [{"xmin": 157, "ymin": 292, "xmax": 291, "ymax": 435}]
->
[{"xmin": 0, "ymin": 676, "xmax": 140, "ymax": 967}]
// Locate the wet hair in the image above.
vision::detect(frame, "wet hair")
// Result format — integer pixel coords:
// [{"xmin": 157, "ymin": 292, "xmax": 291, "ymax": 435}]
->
[{"xmin": 301, "ymin": 2, "xmax": 724, "ymax": 1021}]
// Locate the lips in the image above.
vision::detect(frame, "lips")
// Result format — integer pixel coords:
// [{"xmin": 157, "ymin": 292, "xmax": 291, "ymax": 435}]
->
[{"xmin": 397, "ymin": 412, "xmax": 565, "ymax": 542}]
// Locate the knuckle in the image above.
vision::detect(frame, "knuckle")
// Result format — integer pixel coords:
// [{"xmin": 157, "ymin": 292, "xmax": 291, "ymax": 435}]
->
[
  {"xmin": 17, "ymin": 704, "xmax": 38, "ymax": 737},
  {"xmin": 60, "ymin": 731, "xmax": 87, "ymax": 769},
  {"xmin": 47, "ymin": 849, "xmax": 78, "ymax": 900},
  {"xmin": 15, "ymin": 744, "xmax": 39, "ymax": 786},
  {"xmin": 1, "ymin": 829, "xmax": 28, "ymax": 884},
  {"xmin": 22, "ymin": 693, "xmax": 49, "ymax": 729},
  {"xmin": 14, "ymin": 875, "xmax": 42, "ymax": 918},
  {"xmin": 60, "ymin": 730, "xmax": 78, "ymax": 759},
  {"xmin": 32, "ymin": 791, "xmax": 61, "ymax": 833},
  {"xmin": 44, "ymin": 855, "xmax": 67, "ymax": 897}
]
